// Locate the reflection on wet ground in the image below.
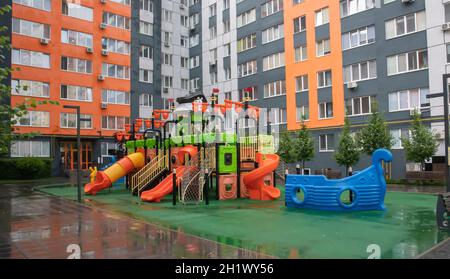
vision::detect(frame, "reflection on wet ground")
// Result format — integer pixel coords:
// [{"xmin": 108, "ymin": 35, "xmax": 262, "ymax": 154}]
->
[{"xmin": 0, "ymin": 184, "xmax": 272, "ymax": 259}]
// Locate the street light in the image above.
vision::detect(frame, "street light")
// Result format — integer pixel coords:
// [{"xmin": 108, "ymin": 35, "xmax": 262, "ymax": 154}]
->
[{"xmin": 63, "ymin": 105, "xmax": 91, "ymax": 202}]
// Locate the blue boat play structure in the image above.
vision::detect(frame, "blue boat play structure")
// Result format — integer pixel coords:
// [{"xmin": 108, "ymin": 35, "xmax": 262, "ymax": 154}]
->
[{"xmin": 285, "ymin": 149, "xmax": 392, "ymax": 212}]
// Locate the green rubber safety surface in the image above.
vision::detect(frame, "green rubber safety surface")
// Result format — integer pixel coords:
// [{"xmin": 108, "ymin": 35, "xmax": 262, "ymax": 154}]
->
[{"xmin": 39, "ymin": 185, "xmax": 449, "ymax": 259}]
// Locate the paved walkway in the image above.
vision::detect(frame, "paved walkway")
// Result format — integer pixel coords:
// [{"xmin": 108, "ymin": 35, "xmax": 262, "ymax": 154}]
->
[
  {"xmin": 417, "ymin": 238, "xmax": 450, "ymax": 259},
  {"xmin": 0, "ymin": 181, "xmax": 271, "ymax": 259}
]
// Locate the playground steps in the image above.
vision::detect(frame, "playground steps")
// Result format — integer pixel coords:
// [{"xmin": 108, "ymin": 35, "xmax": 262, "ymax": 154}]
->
[
  {"xmin": 134, "ymin": 170, "xmax": 168, "ymax": 196},
  {"xmin": 130, "ymin": 153, "xmax": 168, "ymax": 196}
]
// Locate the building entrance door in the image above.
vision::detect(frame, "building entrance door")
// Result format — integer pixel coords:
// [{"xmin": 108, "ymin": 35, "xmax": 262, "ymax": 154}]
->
[{"xmin": 60, "ymin": 142, "xmax": 93, "ymax": 171}]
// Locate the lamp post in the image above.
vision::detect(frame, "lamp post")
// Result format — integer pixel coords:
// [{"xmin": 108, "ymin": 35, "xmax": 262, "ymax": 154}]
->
[{"xmin": 63, "ymin": 105, "xmax": 91, "ymax": 203}]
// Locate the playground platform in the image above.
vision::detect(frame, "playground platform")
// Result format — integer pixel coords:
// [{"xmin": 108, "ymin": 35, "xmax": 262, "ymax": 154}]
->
[{"xmin": 37, "ymin": 183, "xmax": 449, "ymax": 259}]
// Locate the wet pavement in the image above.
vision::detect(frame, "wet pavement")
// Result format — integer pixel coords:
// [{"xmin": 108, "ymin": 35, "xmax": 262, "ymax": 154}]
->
[
  {"xmin": 0, "ymin": 182, "xmax": 272, "ymax": 259},
  {"xmin": 417, "ymin": 238, "xmax": 450, "ymax": 259}
]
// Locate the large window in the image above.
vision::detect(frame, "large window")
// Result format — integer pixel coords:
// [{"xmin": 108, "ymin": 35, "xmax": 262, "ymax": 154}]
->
[
  {"xmin": 15, "ymin": 111, "xmax": 50, "ymax": 127},
  {"xmin": 102, "ymin": 63, "xmax": 131, "ymax": 79},
  {"xmin": 102, "ymin": 12, "xmax": 131, "ymax": 30},
  {"xmin": 294, "ymin": 45, "xmax": 307, "ymax": 62},
  {"xmin": 263, "ymin": 52, "xmax": 285, "ymax": 71},
  {"xmin": 262, "ymin": 24, "xmax": 284, "ymax": 44},
  {"xmin": 11, "ymin": 79, "xmax": 49, "ymax": 98},
  {"xmin": 340, "ymin": 0, "xmax": 375, "ymax": 18},
  {"xmin": 343, "ymin": 60, "xmax": 377, "ymax": 83},
  {"xmin": 387, "ymin": 49, "xmax": 428, "ymax": 76},
  {"xmin": 12, "ymin": 49, "xmax": 50, "ymax": 68},
  {"xmin": 388, "ymin": 88, "xmax": 430, "ymax": 112},
  {"xmin": 140, "ymin": 45, "xmax": 153, "ymax": 59},
  {"xmin": 319, "ymin": 134, "xmax": 335, "ymax": 152},
  {"xmin": 140, "ymin": 21, "xmax": 153, "ymax": 36},
  {"xmin": 296, "ymin": 106, "xmax": 309, "ymax": 121},
  {"xmin": 342, "ymin": 25, "xmax": 375, "ymax": 50},
  {"xmin": 385, "ymin": 10, "xmax": 426, "ymax": 39},
  {"xmin": 139, "ymin": 69, "xmax": 153, "ymax": 83},
  {"xmin": 294, "ymin": 15, "xmax": 306, "ymax": 33},
  {"xmin": 13, "ymin": 0, "xmax": 51, "ymax": 11},
  {"xmin": 62, "ymin": 2, "xmax": 93, "ymax": 21},
  {"xmin": 390, "ymin": 129, "xmax": 410, "ymax": 149},
  {"xmin": 139, "ymin": 94, "xmax": 153, "ymax": 107},
  {"xmin": 60, "ymin": 113, "xmax": 92, "ymax": 129},
  {"xmin": 102, "ymin": 38, "xmax": 130, "ymax": 54},
  {"xmin": 60, "ymin": 85, "xmax": 93, "ymax": 102},
  {"xmin": 237, "ymin": 34, "xmax": 257, "ymax": 52},
  {"xmin": 264, "ymin": 80, "xmax": 286, "ymax": 98},
  {"xmin": 346, "ymin": 96, "xmax": 374, "ymax": 116},
  {"xmin": 238, "ymin": 60, "xmax": 258, "ymax": 77},
  {"xmin": 317, "ymin": 70, "xmax": 332, "ymax": 88},
  {"xmin": 61, "ymin": 57, "xmax": 92, "ymax": 74},
  {"xmin": 12, "ymin": 18, "xmax": 50, "ymax": 39},
  {"xmin": 140, "ymin": 0, "xmax": 153, "ymax": 12},
  {"xmin": 62, "ymin": 29, "xmax": 93, "ymax": 48},
  {"xmin": 237, "ymin": 9, "xmax": 256, "ymax": 28},
  {"xmin": 315, "ymin": 7, "xmax": 329, "ymax": 26},
  {"xmin": 261, "ymin": 0, "xmax": 283, "ymax": 18},
  {"xmin": 239, "ymin": 87, "xmax": 257, "ymax": 102},
  {"xmin": 295, "ymin": 75, "xmax": 309, "ymax": 92},
  {"xmin": 11, "ymin": 140, "xmax": 50, "ymax": 157},
  {"xmin": 318, "ymin": 102, "xmax": 333, "ymax": 119},
  {"xmin": 102, "ymin": 89, "xmax": 130, "ymax": 105},
  {"xmin": 316, "ymin": 39, "xmax": 330, "ymax": 57},
  {"xmin": 102, "ymin": 116, "xmax": 130, "ymax": 130}
]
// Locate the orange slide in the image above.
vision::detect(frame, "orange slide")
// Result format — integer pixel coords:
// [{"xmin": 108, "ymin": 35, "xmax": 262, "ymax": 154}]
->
[
  {"xmin": 140, "ymin": 145, "xmax": 198, "ymax": 203},
  {"xmin": 85, "ymin": 153, "xmax": 145, "ymax": 195},
  {"xmin": 243, "ymin": 153, "xmax": 281, "ymax": 200}
]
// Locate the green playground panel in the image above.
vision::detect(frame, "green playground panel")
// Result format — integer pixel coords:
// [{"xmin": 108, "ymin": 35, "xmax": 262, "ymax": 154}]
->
[
  {"xmin": 125, "ymin": 141, "xmax": 135, "ymax": 149},
  {"xmin": 221, "ymin": 133, "xmax": 237, "ymax": 144},
  {"xmin": 145, "ymin": 138, "xmax": 157, "ymax": 148},
  {"xmin": 135, "ymin": 140, "xmax": 145, "ymax": 148},
  {"xmin": 218, "ymin": 145, "xmax": 237, "ymax": 174},
  {"xmin": 127, "ymin": 148, "xmax": 136, "ymax": 154}
]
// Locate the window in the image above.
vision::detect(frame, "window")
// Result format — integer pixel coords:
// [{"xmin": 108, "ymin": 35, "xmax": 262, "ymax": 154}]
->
[
  {"xmin": 209, "ymin": 3, "xmax": 217, "ymax": 17},
  {"xmin": 263, "ymin": 52, "xmax": 285, "ymax": 71},
  {"xmin": 140, "ymin": 0, "xmax": 153, "ymax": 12},
  {"xmin": 102, "ymin": 12, "xmax": 131, "ymax": 30},
  {"xmin": 60, "ymin": 85, "xmax": 93, "ymax": 102},
  {"xmin": 61, "ymin": 57, "xmax": 92, "ymax": 74},
  {"xmin": 139, "ymin": 69, "xmax": 153, "ymax": 83},
  {"xmin": 140, "ymin": 21, "xmax": 153, "ymax": 35},
  {"xmin": 239, "ymin": 87, "xmax": 257, "ymax": 102},
  {"xmin": 101, "ymin": 142, "xmax": 118, "ymax": 156},
  {"xmin": 181, "ymin": 16, "xmax": 189, "ymax": 28},
  {"xmin": 139, "ymin": 94, "xmax": 153, "ymax": 107},
  {"xmin": 318, "ymin": 102, "xmax": 333, "ymax": 119},
  {"xmin": 62, "ymin": 29, "xmax": 93, "ymax": 48},
  {"xmin": 15, "ymin": 111, "xmax": 50, "ymax": 127},
  {"xmin": 13, "ymin": 0, "xmax": 51, "ymax": 11},
  {"xmin": 190, "ymin": 56, "xmax": 200, "ymax": 69},
  {"xmin": 293, "ymin": 0, "xmax": 304, "ymax": 5},
  {"xmin": 62, "ymin": 2, "xmax": 93, "ymax": 21},
  {"xmin": 319, "ymin": 134, "xmax": 334, "ymax": 152},
  {"xmin": 385, "ymin": 10, "xmax": 426, "ymax": 39},
  {"xmin": 210, "ymin": 71, "xmax": 218, "ymax": 84},
  {"xmin": 315, "ymin": 7, "xmax": 329, "ymax": 26},
  {"xmin": 162, "ymin": 9, "xmax": 172, "ymax": 22},
  {"xmin": 190, "ymin": 78, "xmax": 200, "ymax": 91},
  {"xmin": 102, "ymin": 38, "xmax": 130, "ymax": 54},
  {"xmin": 296, "ymin": 106, "xmax": 309, "ymax": 121},
  {"xmin": 238, "ymin": 60, "xmax": 258, "ymax": 77},
  {"xmin": 224, "ymin": 67, "xmax": 232, "ymax": 81},
  {"xmin": 162, "ymin": 76, "xmax": 173, "ymax": 88},
  {"xmin": 224, "ymin": 91, "xmax": 232, "ymax": 101},
  {"xmin": 181, "ymin": 36, "xmax": 188, "ymax": 48},
  {"xmin": 390, "ymin": 129, "xmax": 410, "ymax": 149},
  {"xmin": 102, "ymin": 89, "xmax": 130, "ymax": 105},
  {"xmin": 342, "ymin": 25, "xmax": 375, "ymax": 50},
  {"xmin": 190, "ymin": 34, "xmax": 200, "ymax": 47},
  {"xmin": 387, "ymin": 49, "xmax": 428, "ymax": 76},
  {"xmin": 163, "ymin": 53, "xmax": 173, "ymax": 66},
  {"xmin": 181, "ymin": 57, "xmax": 189, "ymax": 68},
  {"xmin": 346, "ymin": 96, "xmax": 373, "ymax": 116},
  {"xmin": 294, "ymin": 45, "xmax": 307, "ymax": 62},
  {"xmin": 237, "ymin": 9, "xmax": 256, "ymax": 28},
  {"xmin": 102, "ymin": 116, "xmax": 130, "ymax": 130},
  {"xmin": 261, "ymin": 0, "xmax": 283, "ymax": 18},
  {"xmin": 210, "ymin": 25, "xmax": 217, "ymax": 38},
  {"xmin": 447, "ymin": 44, "xmax": 450, "ymax": 64},
  {"xmin": 294, "ymin": 16, "xmax": 306, "ymax": 33},
  {"xmin": 140, "ymin": 45, "xmax": 153, "ymax": 59},
  {"xmin": 388, "ymin": 88, "xmax": 430, "ymax": 112},
  {"xmin": 317, "ymin": 70, "xmax": 332, "ymax": 88},
  {"xmin": 446, "ymin": 3, "xmax": 450, "ymax": 23},
  {"xmin": 262, "ymin": 24, "xmax": 284, "ymax": 44},
  {"xmin": 11, "ymin": 140, "xmax": 50, "ymax": 158},
  {"xmin": 295, "ymin": 75, "xmax": 309, "ymax": 92},
  {"xmin": 224, "ymin": 0, "xmax": 230, "ymax": 10},
  {"xmin": 264, "ymin": 80, "xmax": 286, "ymax": 98},
  {"xmin": 60, "ymin": 113, "xmax": 92, "ymax": 129},
  {"xmin": 343, "ymin": 60, "xmax": 377, "ymax": 83},
  {"xmin": 190, "ymin": 13, "xmax": 200, "ymax": 27},
  {"xmin": 340, "ymin": 0, "xmax": 375, "ymax": 18},
  {"xmin": 163, "ymin": 32, "xmax": 172, "ymax": 45},
  {"xmin": 11, "ymin": 79, "xmax": 49, "ymax": 98},
  {"xmin": 12, "ymin": 49, "xmax": 50, "ymax": 68},
  {"xmin": 111, "ymin": 0, "xmax": 131, "ymax": 5},
  {"xmin": 102, "ymin": 63, "xmax": 130, "ymax": 79},
  {"xmin": 12, "ymin": 18, "xmax": 50, "ymax": 39},
  {"xmin": 270, "ymin": 108, "xmax": 286, "ymax": 125},
  {"xmin": 224, "ymin": 43, "xmax": 231, "ymax": 57},
  {"xmin": 223, "ymin": 20, "xmax": 231, "ymax": 33},
  {"xmin": 181, "ymin": 79, "xmax": 189, "ymax": 90},
  {"xmin": 316, "ymin": 39, "xmax": 330, "ymax": 57},
  {"xmin": 237, "ymin": 34, "xmax": 257, "ymax": 52}
]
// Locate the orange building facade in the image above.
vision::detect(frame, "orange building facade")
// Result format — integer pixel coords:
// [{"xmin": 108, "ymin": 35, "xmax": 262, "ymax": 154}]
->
[{"xmin": 10, "ymin": 0, "xmax": 131, "ymax": 173}]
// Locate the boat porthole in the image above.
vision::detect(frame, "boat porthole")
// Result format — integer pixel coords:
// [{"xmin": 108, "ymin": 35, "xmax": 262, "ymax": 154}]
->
[
  {"xmin": 292, "ymin": 185, "xmax": 307, "ymax": 205},
  {"xmin": 337, "ymin": 187, "xmax": 358, "ymax": 209}
]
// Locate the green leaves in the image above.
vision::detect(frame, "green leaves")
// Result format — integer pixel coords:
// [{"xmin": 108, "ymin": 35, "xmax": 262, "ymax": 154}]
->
[
  {"xmin": 357, "ymin": 103, "xmax": 392, "ymax": 155},
  {"xmin": 277, "ymin": 122, "xmax": 315, "ymax": 168},
  {"xmin": 335, "ymin": 118, "xmax": 359, "ymax": 169}
]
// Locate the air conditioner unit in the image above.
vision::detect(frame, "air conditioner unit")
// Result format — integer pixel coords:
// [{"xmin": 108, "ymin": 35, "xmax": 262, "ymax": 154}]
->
[
  {"xmin": 442, "ymin": 23, "xmax": 450, "ymax": 31},
  {"xmin": 100, "ymin": 23, "xmax": 107, "ymax": 29},
  {"xmin": 40, "ymin": 38, "xmax": 50, "ymax": 45},
  {"xmin": 98, "ymin": 75, "xmax": 105, "ymax": 81},
  {"xmin": 347, "ymin": 81, "xmax": 358, "ymax": 89},
  {"xmin": 86, "ymin": 47, "xmax": 94, "ymax": 53},
  {"xmin": 162, "ymin": 87, "xmax": 169, "ymax": 94},
  {"xmin": 401, "ymin": 0, "xmax": 415, "ymax": 3},
  {"xmin": 101, "ymin": 50, "xmax": 108, "ymax": 56},
  {"xmin": 435, "ymin": 133, "xmax": 444, "ymax": 140},
  {"xmin": 101, "ymin": 103, "xmax": 108, "ymax": 109}
]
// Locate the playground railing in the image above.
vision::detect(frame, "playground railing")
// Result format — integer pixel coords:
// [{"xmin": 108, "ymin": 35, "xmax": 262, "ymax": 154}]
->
[
  {"xmin": 131, "ymin": 152, "xmax": 168, "ymax": 195},
  {"xmin": 240, "ymin": 136, "xmax": 259, "ymax": 162}
]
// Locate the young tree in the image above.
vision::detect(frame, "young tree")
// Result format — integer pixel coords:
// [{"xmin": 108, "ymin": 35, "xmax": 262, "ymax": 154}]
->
[
  {"xmin": 335, "ymin": 118, "xmax": 360, "ymax": 175},
  {"xmin": 357, "ymin": 102, "xmax": 392, "ymax": 155},
  {"xmin": 401, "ymin": 110, "xmax": 438, "ymax": 170},
  {"xmin": 294, "ymin": 121, "xmax": 315, "ymax": 171},
  {"xmin": 0, "ymin": 5, "xmax": 57, "ymax": 157},
  {"xmin": 277, "ymin": 132, "xmax": 296, "ymax": 164}
]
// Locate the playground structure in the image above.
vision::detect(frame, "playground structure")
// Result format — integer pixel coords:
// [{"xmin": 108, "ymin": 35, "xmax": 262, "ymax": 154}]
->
[
  {"xmin": 285, "ymin": 149, "xmax": 392, "ymax": 212},
  {"xmin": 84, "ymin": 91, "xmax": 281, "ymax": 204}
]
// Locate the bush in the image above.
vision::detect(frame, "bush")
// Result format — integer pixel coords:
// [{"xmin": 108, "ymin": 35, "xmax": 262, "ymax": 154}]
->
[{"xmin": 0, "ymin": 158, "xmax": 52, "ymax": 180}]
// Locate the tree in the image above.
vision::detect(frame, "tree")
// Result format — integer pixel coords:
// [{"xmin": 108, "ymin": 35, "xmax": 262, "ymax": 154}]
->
[
  {"xmin": 401, "ymin": 110, "xmax": 438, "ymax": 170},
  {"xmin": 294, "ymin": 121, "xmax": 315, "ymax": 170},
  {"xmin": 335, "ymin": 118, "xmax": 360, "ymax": 175},
  {"xmin": 357, "ymin": 102, "xmax": 392, "ymax": 155},
  {"xmin": 277, "ymin": 132, "xmax": 296, "ymax": 164},
  {"xmin": 0, "ymin": 5, "xmax": 58, "ymax": 157}
]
